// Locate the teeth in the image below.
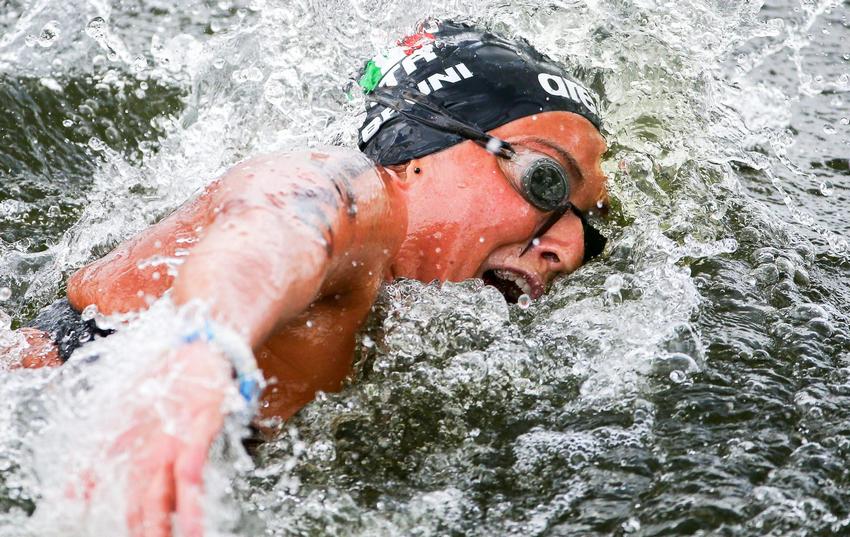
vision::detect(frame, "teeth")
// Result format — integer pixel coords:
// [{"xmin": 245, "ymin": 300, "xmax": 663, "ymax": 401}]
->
[{"xmin": 495, "ymin": 269, "xmax": 533, "ymax": 296}]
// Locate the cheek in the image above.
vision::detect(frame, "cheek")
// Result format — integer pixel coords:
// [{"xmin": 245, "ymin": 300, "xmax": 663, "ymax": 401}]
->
[
  {"xmin": 411, "ymin": 166, "xmax": 527, "ymax": 230},
  {"xmin": 474, "ymin": 178, "xmax": 541, "ymax": 242},
  {"xmin": 406, "ymin": 152, "xmax": 545, "ymax": 278}
]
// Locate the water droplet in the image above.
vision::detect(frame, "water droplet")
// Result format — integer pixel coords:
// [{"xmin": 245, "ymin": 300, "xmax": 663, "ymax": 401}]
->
[
  {"xmin": 306, "ymin": 320, "xmax": 314, "ymax": 328},
  {"xmin": 232, "ymin": 66, "xmax": 264, "ymax": 83},
  {"xmin": 212, "ymin": 57, "xmax": 226, "ymax": 70},
  {"xmin": 669, "ymin": 370, "xmax": 686, "ymax": 383},
  {"xmin": 263, "ymin": 79, "xmax": 285, "ymax": 102},
  {"xmin": 830, "ymin": 237, "xmax": 848, "ymax": 254},
  {"xmin": 131, "ymin": 55, "xmax": 147, "ymax": 72},
  {"xmin": 434, "ymin": 247, "xmax": 441, "ymax": 254},
  {"xmin": 823, "ymin": 124, "xmax": 837, "ymax": 135},
  {"xmin": 517, "ymin": 294, "xmax": 532, "ymax": 309},
  {"xmin": 87, "ymin": 137, "xmax": 105, "ymax": 151},
  {"xmin": 38, "ymin": 21, "xmax": 60, "ymax": 48},
  {"xmin": 81, "ymin": 304, "xmax": 98, "ymax": 321},
  {"xmin": 245, "ymin": 66, "xmax": 264, "ymax": 82},
  {"xmin": 0, "ymin": 287, "xmax": 11, "ymax": 301},
  {"xmin": 485, "ymin": 137, "xmax": 502, "ymax": 154},
  {"xmin": 532, "ymin": 237, "xmax": 541, "ymax": 247},
  {"xmin": 104, "ymin": 126, "xmax": 120, "ymax": 142},
  {"xmin": 622, "ymin": 517, "xmax": 641, "ymax": 533},
  {"xmin": 479, "ymin": 237, "xmax": 485, "ymax": 243},
  {"xmin": 604, "ymin": 274, "xmax": 624, "ymax": 294},
  {"xmin": 47, "ymin": 205, "xmax": 60, "ymax": 218},
  {"xmin": 794, "ymin": 210, "xmax": 815, "ymax": 227},
  {"xmin": 38, "ymin": 77, "xmax": 62, "ymax": 93},
  {"xmin": 62, "ymin": 119, "xmax": 73, "ymax": 127},
  {"xmin": 86, "ymin": 17, "xmax": 106, "ymax": 41},
  {"xmin": 819, "ymin": 181, "xmax": 834, "ymax": 196},
  {"xmin": 841, "ymin": 117, "xmax": 849, "ymax": 125},
  {"xmin": 362, "ymin": 335, "xmax": 374, "ymax": 348}
]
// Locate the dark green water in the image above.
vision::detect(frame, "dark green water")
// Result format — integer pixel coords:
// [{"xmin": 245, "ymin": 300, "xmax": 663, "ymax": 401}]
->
[{"xmin": 2, "ymin": 1, "xmax": 850, "ymax": 536}]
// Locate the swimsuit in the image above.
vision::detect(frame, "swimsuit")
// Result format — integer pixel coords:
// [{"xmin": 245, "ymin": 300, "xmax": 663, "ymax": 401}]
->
[{"xmin": 26, "ymin": 299, "xmax": 113, "ymax": 362}]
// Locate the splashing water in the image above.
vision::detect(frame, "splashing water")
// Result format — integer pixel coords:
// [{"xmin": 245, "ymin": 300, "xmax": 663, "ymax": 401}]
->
[{"xmin": 2, "ymin": 0, "xmax": 850, "ymax": 535}]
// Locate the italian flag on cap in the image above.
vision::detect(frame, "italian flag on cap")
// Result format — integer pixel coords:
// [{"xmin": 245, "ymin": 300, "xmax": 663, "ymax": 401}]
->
[{"xmin": 359, "ymin": 31, "xmax": 436, "ymax": 93}]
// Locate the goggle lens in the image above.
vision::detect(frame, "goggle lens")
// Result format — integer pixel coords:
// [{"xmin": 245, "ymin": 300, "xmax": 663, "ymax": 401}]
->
[{"xmin": 522, "ymin": 159, "xmax": 570, "ymax": 212}]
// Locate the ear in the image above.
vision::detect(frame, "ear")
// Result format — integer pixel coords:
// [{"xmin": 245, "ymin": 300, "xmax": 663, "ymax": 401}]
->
[{"xmin": 384, "ymin": 159, "xmax": 424, "ymax": 188}]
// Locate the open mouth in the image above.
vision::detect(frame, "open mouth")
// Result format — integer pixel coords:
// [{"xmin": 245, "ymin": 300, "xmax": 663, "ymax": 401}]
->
[{"xmin": 482, "ymin": 268, "xmax": 537, "ymax": 304}]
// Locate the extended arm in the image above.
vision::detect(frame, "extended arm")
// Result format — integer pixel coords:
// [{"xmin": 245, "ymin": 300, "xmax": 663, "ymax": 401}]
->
[
  {"xmin": 58, "ymin": 149, "xmax": 405, "ymax": 537},
  {"xmin": 68, "ymin": 148, "xmax": 404, "ymax": 349}
]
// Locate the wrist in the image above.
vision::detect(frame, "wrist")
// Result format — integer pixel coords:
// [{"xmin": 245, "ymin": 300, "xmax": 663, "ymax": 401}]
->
[{"xmin": 180, "ymin": 320, "xmax": 264, "ymax": 418}]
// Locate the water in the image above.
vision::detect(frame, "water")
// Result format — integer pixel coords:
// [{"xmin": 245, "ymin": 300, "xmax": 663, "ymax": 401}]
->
[{"xmin": 2, "ymin": 0, "xmax": 850, "ymax": 535}]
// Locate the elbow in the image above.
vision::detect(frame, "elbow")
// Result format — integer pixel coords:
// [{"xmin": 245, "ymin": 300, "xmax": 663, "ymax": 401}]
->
[{"xmin": 66, "ymin": 267, "xmax": 92, "ymax": 311}]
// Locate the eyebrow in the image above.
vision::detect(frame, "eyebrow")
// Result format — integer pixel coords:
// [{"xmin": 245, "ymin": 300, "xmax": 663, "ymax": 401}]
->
[{"xmin": 512, "ymin": 136, "xmax": 586, "ymax": 185}]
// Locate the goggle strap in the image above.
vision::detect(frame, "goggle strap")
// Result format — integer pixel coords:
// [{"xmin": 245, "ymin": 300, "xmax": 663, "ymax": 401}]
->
[
  {"xmin": 519, "ymin": 206, "xmax": 607, "ymax": 262},
  {"xmin": 519, "ymin": 203, "xmax": 573, "ymax": 257},
  {"xmin": 367, "ymin": 88, "xmax": 516, "ymax": 158}
]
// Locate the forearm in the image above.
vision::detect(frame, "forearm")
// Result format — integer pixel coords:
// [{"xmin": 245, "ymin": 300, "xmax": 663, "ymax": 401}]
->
[
  {"xmin": 169, "ymin": 150, "xmax": 400, "ymax": 348},
  {"xmin": 171, "ymin": 206, "xmax": 331, "ymax": 348}
]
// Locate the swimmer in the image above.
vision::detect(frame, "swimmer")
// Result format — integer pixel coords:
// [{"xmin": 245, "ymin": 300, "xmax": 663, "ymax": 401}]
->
[{"xmin": 13, "ymin": 20, "xmax": 608, "ymax": 537}]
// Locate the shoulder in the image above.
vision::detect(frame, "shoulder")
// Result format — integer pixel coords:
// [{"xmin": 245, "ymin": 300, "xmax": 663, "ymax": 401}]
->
[
  {"xmin": 222, "ymin": 148, "xmax": 379, "ymax": 188},
  {"xmin": 211, "ymin": 147, "xmax": 400, "ymax": 218}
]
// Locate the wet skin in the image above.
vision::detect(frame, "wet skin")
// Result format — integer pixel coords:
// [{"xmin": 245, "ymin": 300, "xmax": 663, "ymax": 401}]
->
[{"xmin": 17, "ymin": 110, "xmax": 607, "ymax": 536}]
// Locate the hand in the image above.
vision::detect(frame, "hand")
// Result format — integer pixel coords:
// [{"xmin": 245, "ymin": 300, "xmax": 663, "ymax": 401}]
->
[
  {"xmin": 15, "ymin": 328, "xmax": 62, "ymax": 369},
  {"xmin": 91, "ymin": 342, "xmax": 233, "ymax": 537}
]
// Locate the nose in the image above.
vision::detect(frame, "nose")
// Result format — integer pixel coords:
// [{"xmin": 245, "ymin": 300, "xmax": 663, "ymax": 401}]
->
[{"xmin": 529, "ymin": 211, "xmax": 585, "ymax": 277}]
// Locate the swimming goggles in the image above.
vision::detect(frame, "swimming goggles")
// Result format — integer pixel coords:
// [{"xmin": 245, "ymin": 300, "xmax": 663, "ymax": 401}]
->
[{"xmin": 366, "ymin": 87, "xmax": 606, "ymax": 261}]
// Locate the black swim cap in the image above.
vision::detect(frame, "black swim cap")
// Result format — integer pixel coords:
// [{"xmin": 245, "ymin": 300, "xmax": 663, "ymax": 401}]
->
[{"xmin": 357, "ymin": 20, "xmax": 602, "ymax": 166}]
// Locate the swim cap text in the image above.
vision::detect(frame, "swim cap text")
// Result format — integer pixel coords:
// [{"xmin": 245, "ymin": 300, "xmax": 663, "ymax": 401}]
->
[
  {"xmin": 360, "ymin": 62, "xmax": 474, "ymax": 144},
  {"xmin": 538, "ymin": 73, "xmax": 599, "ymax": 116}
]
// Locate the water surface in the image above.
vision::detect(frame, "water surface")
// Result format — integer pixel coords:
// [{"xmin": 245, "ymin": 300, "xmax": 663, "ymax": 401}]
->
[{"xmin": 1, "ymin": 0, "xmax": 849, "ymax": 535}]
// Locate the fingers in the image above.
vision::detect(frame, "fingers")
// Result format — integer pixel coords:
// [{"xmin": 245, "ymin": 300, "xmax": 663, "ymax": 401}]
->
[
  {"xmin": 126, "ymin": 463, "xmax": 145, "ymax": 537},
  {"xmin": 175, "ymin": 406, "xmax": 225, "ymax": 537},
  {"xmin": 143, "ymin": 461, "xmax": 176, "ymax": 537},
  {"xmin": 127, "ymin": 440, "xmax": 177, "ymax": 537},
  {"xmin": 174, "ymin": 453, "xmax": 205, "ymax": 537},
  {"xmin": 11, "ymin": 328, "xmax": 62, "ymax": 369},
  {"xmin": 114, "ymin": 346, "xmax": 229, "ymax": 537}
]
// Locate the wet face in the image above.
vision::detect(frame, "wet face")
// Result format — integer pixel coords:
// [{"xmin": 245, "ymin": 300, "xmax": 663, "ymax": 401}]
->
[{"xmin": 391, "ymin": 111, "xmax": 609, "ymax": 302}]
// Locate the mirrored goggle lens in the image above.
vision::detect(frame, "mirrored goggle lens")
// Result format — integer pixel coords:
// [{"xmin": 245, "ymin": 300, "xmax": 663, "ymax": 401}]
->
[
  {"xmin": 499, "ymin": 151, "xmax": 571, "ymax": 212},
  {"xmin": 521, "ymin": 159, "xmax": 570, "ymax": 212}
]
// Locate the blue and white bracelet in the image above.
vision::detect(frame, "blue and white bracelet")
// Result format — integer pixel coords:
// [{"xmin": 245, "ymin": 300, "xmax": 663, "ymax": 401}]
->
[{"xmin": 181, "ymin": 319, "xmax": 264, "ymax": 420}]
